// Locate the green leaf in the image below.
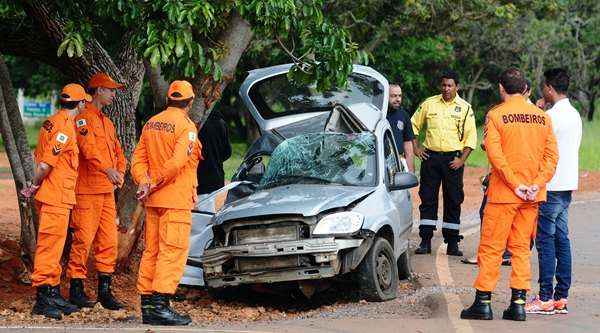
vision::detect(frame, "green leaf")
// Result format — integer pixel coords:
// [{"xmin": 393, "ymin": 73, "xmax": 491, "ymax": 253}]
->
[
  {"xmin": 175, "ymin": 34, "xmax": 185, "ymax": 57},
  {"xmin": 150, "ymin": 48, "xmax": 160, "ymax": 67},
  {"xmin": 67, "ymin": 42, "xmax": 75, "ymax": 58}
]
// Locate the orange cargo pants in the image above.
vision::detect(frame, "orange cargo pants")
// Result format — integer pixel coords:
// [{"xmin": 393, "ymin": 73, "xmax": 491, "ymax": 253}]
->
[
  {"xmin": 67, "ymin": 193, "xmax": 118, "ymax": 278},
  {"xmin": 31, "ymin": 203, "xmax": 71, "ymax": 287},
  {"xmin": 137, "ymin": 207, "xmax": 191, "ymax": 295},
  {"xmin": 474, "ymin": 202, "xmax": 539, "ymax": 292}
]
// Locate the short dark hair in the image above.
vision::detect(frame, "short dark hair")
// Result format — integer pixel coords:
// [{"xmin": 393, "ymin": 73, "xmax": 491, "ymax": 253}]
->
[
  {"xmin": 60, "ymin": 100, "xmax": 81, "ymax": 109},
  {"xmin": 499, "ymin": 68, "xmax": 526, "ymax": 94},
  {"xmin": 544, "ymin": 68, "xmax": 569, "ymax": 94},
  {"xmin": 440, "ymin": 69, "xmax": 459, "ymax": 85},
  {"xmin": 166, "ymin": 97, "xmax": 194, "ymax": 108},
  {"xmin": 525, "ymin": 79, "xmax": 532, "ymax": 93},
  {"xmin": 86, "ymin": 87, "xmax": 98, "ymax": 95},
  {"xmin": 389, "ymin": 83, "xmax": 402, "ymax": 89}
]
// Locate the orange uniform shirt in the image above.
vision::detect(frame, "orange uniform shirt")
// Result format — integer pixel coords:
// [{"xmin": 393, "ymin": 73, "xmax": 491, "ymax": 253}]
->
[
  {"xmin": 131, "ymin": 107, "xmax": 202, "ymax": 210},
  {"xmin": 34, "ymin": 109, "xmax": 79, "ymax": 208},
  {"xmin": 484, "ymin": 95, "xmax": 558, "ymax": 203},
  {"xmin": 74, "ymin": 103, "xmax": 126, "ymax": 194}
]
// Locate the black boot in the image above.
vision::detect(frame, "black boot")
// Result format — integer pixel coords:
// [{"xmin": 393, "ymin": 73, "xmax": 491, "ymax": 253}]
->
[
  {"xmin": 142, "ymin": 293, "xmax": 192, "ymax": 326},
  {"xmin": 69, "ymin": 279, "xmax": 96, "ymax": 308},
  {"xmin": 446, "ymin": 239, "xmax": 463, "ymax": 256},
  {"xmin": 32, "ymin": 285, "xmax": 62, "ymax": 320},
  {"xmin": 460, "ymin": 290, "xmax": 493, "ymax": 320},
  {"xmin": 503, "ymin": 289, "xmax": 527, "ymax": 321},
  {"xmin": 49, "ymin": 285, "xmax": 79, "ymax": 315},
  {"xmin": 414, "ymin": 237, "xmax": 432, "ymax": 254},
  {"xmin": 97, "ymin": 274, "xmax": 124, "ymax": 310}
]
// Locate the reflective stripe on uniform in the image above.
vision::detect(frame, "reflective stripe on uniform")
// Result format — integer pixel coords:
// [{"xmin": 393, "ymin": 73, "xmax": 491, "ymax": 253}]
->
[
  {"xmin": 420, "ymin": 219, "xmax": 438, "ymax": 226},
  {"xmin": 442, "ymin": 222, "xmax": 460, "ymax": 230}
]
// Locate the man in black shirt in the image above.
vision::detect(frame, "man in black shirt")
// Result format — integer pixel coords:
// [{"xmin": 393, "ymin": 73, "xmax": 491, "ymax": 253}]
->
[
  {"xmin": 197, "ymin": 111, "xmax": 232, "ymax": 194},
  {"xmin": 386, "ymin": 83, "xmax": 415, "ymax": 172}
]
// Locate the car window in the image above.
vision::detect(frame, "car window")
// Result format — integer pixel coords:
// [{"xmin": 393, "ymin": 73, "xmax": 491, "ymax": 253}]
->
[
  {"xmin": 249, "ymin": 73, "xmax": 385, "ymax": 120},
  {"xmin": 383, "ymin": 131, "xmax": 400, "ymax": 184},
  {"xmin": 259, "ymin": 132, "xmax": 377, "ymax": 189}
]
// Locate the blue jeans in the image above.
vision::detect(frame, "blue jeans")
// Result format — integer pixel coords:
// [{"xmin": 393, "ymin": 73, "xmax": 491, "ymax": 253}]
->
[{"xmin": 536, "ymin": 190, "xmax": 572, "ymax": 301}]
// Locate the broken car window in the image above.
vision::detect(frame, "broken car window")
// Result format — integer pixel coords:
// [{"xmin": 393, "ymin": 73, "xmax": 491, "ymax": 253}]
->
[{"xmin": 260, "ymin": 132, "xmax": 377, "ymax": 189}]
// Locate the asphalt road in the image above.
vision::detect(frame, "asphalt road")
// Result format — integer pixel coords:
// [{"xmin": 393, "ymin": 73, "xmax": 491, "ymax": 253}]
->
[{"xmin": 3, "ymin": 195, "xmax": 599, "ymax": 333}]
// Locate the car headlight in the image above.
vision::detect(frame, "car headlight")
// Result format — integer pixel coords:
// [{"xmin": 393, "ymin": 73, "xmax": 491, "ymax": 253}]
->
[{"xmin": 313, "ymin": 212, "xmax": 364, "ymax": 236}]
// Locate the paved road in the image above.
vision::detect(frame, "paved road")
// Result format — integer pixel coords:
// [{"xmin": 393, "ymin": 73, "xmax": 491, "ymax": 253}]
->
[{"xmin": 3, "ymin": 196, "xmax": 599, "ymax": 333}]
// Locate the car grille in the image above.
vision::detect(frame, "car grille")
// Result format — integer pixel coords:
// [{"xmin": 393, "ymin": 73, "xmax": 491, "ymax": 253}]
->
[
  {"xmin": 235, "ymin": 256, "xmax": 301, "ymax": 272},
  {"xmin": 230, "ymin": 221, "xmax": 310, "ymax": 246}
]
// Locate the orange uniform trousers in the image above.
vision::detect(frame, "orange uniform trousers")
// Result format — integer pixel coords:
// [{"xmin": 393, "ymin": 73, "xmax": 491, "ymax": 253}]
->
[
  {"xmin": 31, "ymin": 203, "xmax": 71, "ymax": 287},
  {"xmin": 474, "ymin": 202, "xmax": 538, "ymax": 292},
  {"xmin": 67, "ymin": 192, "xmax": 118, "ymax": 278},
  {"xmin": 137, "ymin": 207, "xmax": 191, "ymax": 295}
]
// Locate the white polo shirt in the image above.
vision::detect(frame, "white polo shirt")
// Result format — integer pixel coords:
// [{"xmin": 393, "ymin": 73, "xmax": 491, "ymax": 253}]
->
[{"xmin": 546, "ymin": 98, "xmax": 582, "ymax": 191}]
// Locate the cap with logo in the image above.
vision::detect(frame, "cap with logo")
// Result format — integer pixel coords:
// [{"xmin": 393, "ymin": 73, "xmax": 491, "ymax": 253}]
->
[
  {"xmin": 61, "ymin": 83, "xmax": 92, "ymax": 102},
  {"xmin": 88, "ymin": 72, "xmax": 124, "ymax": 90},
  {"xmin": 167, "ymin": 80, "xmax": 195, "ymax": 101}
]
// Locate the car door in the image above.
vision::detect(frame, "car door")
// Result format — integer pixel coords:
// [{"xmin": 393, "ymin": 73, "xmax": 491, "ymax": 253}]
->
[{"xmin": 382, "ymin": 129, "xmax": 412, "ymax": 252}]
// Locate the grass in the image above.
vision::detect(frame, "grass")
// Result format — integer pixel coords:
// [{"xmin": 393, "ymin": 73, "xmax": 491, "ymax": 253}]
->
[
  {"xmin": 223, "ymin": 139, "xmax": 249, "ymax": 181},
  {"xmin": 0, "ymin": 120, "xmax": 42, "ymax": 151}
]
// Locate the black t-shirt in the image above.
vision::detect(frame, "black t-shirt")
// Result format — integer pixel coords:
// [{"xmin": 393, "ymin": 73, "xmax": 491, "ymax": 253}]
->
[
  {"xmin": 196, "ymin": 111, "xmax": 232, "ymax": 194},
  {"xmin": 386, "ymin": 107, "xmax": 415, "ymax": 154}
]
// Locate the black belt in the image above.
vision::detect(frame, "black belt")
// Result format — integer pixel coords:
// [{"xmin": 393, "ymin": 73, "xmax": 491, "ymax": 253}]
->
[{"xmin": 426, "ymin": 149, "xmax": 460, "ymax": 157}]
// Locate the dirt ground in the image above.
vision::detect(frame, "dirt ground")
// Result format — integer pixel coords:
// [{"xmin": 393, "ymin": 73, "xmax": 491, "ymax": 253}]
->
[{"xmin": 0, "ymin": 151, "xmax": 599, "ymax": 326}]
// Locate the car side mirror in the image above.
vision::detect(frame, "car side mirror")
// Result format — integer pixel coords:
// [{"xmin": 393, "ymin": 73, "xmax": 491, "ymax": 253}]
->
[{"xmin": 389, "ymin": 172, "xmax": 419, "ymax": 191}]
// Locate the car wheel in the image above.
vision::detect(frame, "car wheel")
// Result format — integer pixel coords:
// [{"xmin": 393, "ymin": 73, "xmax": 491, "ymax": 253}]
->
[
  {"xmin": 356, "ymin": 237, "xmax": 398, "ymax": 302},
  {"xmin": 397, "ymin": 249, "xmax": 412, "ymax": 280}
]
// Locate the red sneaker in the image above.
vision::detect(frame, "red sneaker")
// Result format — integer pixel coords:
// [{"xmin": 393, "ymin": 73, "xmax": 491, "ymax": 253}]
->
[
  {"xmin": 525, "ymin": 296, "xmax": 555, "ymax": 315},
  {"xmin": 554, "ymin": 298, "xmax": 569, "ymax": 314}
]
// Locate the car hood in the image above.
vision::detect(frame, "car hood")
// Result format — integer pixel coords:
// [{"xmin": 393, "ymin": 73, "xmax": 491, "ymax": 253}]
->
[{"xmin": 212, "ymin": 185, "xmax": 375, "ymax": 225}]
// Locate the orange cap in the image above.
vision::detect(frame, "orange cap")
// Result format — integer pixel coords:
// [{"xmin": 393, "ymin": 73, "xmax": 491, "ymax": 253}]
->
[
  {"xmin": 88, "ymin": 72, "xmax": 124, "ymax": 90},
  {"xmin": 167, "ymin": 80, "xmax": 195, "ymax": 100},
  {"xmin": 60, "ymin": 83, "xmax": 92, "ymax": 102}
]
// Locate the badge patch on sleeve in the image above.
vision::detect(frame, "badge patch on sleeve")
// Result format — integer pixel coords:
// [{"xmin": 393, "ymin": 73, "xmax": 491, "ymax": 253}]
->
[
  {"xmin": 396, "ymin": 120, "xmax": 404, "ymax": 131},
  {"xmin": 188, "ymin": 132, "xmax": 196, "ymax": 141},
  {"xmin": 76, "ymin": 119, "xmax": 87, "ymax": 128},
  {"xmin": 56, "ymin": 132, "xmax": 68, "ymax": 144}
]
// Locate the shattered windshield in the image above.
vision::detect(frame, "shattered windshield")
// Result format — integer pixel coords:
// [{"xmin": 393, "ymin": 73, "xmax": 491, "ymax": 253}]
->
[{"xmin": 259, "ymin": 132, "xmax": 377, "ymax": 189}]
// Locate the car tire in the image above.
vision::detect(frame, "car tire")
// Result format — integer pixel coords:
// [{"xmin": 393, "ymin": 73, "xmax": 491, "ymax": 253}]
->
[
  {"xmin": 356, "ymin": 237, "xmax": 398, "ymax": 302},
  {"xmin": 397, "ymin": 249, "xmax": 412, "ymax": 280}
]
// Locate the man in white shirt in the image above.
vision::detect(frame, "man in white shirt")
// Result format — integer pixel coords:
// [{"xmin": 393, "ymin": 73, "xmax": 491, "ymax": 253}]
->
[{"xmin": 525, "ymin": 68, "xmax": 582, "ymax": 315}]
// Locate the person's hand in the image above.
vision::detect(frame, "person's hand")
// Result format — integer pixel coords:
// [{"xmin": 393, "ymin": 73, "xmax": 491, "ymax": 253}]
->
[
  {"xmin": 449, "ymin": 157, "xmax": 465, "ymax": 170},
  {"xmin": 526, "ymin": 184, "xmax": 540, "ymax": 201},
  {"xmin": 536, "ymin": 98, "xmax": 546, "ymax": 110},
  {"xmin": 20, "ymin": 183, "xmax": 39, "ymax": 198},
  {"xmin": 414, "ymin": 146, "xmax": 429, "ymax": 160},
  {"xmin": 136, "ymin": 183, "xmax": 151, "ymax": 202},
  {"xmin": 514, "ymin": 184, "xmax": 529, "ymax": 201},
  {"xmin": 105, "ymin": 168, "xmax": 124, "ymax": 185}
]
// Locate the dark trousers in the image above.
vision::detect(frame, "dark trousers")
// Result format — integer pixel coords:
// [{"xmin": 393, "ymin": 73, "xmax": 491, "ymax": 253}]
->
[
  {"xmin": 418, "ymin": 151, "xmax": 464, "ymax": 242},
  {"xmin": 536, "ymin": 190, "xmax": 573, "ymax": 301}
]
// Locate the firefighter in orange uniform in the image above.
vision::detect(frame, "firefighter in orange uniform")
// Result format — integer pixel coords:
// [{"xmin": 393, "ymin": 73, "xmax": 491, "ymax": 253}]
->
[
  {"xmin": 131, "ymin": 80, "xmax": 202, "ymax": 326},
  {"xmin": 20, "ymin": 84, "xmax": 91, "ymax": 319},
  {"xmin": 66, "ymin": 73, "xmax": 126, "ymax": 310},
  {"xmin": 461, "ymin": 68, "xmax": 558, "ymax": 321}
]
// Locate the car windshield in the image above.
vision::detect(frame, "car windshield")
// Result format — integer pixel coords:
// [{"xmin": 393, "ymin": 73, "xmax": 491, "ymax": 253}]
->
[
  {"xmin": 249, "ymin": 73, "xmax": 385, "ymax": 119},
  {"xmin": 259, "ymin": 132, "xmax": 377, "ymax": 189}
]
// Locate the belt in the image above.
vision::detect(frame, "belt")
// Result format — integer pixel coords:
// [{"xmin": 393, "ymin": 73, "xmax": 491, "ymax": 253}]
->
[{"xmin": 426, "ymin": 149, "xmax": 460, "ymax": 157}]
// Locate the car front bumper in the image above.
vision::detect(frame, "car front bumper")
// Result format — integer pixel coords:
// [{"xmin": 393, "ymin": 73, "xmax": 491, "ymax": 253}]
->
[{"xmin": 202, "ymin": 237, "xmax": 363, "ymax": 288}]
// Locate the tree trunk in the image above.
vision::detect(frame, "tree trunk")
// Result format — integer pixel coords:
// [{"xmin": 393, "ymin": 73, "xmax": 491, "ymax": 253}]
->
[
  {"xmin": 144, "ymin": 61, "xmax": 169, "ymax": 112},
  {"xmin": 0, "ymin": 65, "xmax": 38, "ymax": 272},
  {"xmin": 190, "ymin": 12, "xmax": 253, "ymax": 127}
]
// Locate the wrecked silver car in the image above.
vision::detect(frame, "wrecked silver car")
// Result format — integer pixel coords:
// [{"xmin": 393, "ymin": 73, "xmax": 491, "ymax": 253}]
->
[{"xmin": 180, "ymin": 64, "xmax": 418, "ymax": 301}]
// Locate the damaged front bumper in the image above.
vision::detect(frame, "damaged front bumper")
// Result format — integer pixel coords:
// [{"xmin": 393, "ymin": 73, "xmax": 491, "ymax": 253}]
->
[{"xmin": 202, "ymin": 237, "xmax": 364, "ymax": 288}]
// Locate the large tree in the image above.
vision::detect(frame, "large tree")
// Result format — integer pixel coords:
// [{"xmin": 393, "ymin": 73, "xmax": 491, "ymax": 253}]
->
[{"xmin": 0, "ymin": 0, "xmax": 360, "ymax": 271}]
